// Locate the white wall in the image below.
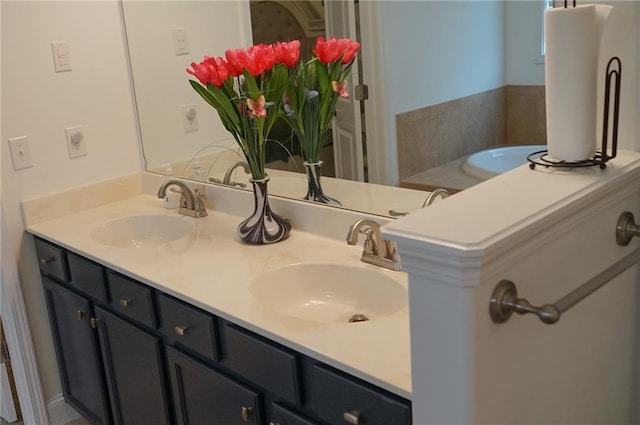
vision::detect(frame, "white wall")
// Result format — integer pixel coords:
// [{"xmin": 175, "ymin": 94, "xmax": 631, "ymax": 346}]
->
[
  {"xmin": 376, "ymin": 1, "xmax": 505, "ymax": 185},
  {"xmin": 380, "ymin": 0, "xmax": 505, "ymax": 114},
  {"xmin": 505, "ymin": 1, "xmax": 546, "ymax": 85},
  {"xmin": 595, "ymin": 0, "xmax": 640, "ymax": 152},
  {"xmin": 1, "ymin": 0, "xmax": 141, "ymax": 411},
  {"xmin": 506, "ymin": 0, "xmax": 639, "ymax": 152},
  {"xmin": 122, "ymin": 0, "xmax": 252, "ymax": 169}
]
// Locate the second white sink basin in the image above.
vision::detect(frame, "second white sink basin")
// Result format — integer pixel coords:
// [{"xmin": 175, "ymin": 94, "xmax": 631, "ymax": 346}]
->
[
  {"xmin": 250, "ymin": 263, "xmax": 407, "ymax": 324},
  {"xmin": 90, "ymin": 214, "xmax": 194, "ymax": 247}
]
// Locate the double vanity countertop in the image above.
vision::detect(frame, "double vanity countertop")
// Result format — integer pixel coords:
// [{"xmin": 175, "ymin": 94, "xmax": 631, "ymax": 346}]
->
[{"xmin": 25, "ymin": 192, "xmax": 412, "ymax": 399}]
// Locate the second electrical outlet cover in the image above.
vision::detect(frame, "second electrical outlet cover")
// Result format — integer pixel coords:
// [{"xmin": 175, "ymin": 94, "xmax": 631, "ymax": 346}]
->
[{"xmin": 65, "ymin": 125, "xmax": 87, "ymax": 158}]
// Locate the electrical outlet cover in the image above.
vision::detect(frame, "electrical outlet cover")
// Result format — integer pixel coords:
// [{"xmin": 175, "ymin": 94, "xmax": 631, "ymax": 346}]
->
[
  {"xmin": 65, "ymin": 125, "xmax": 87, "ymax": 158},
  {"xmin": 180, "ymin": 104, "xmax": 199, "ymax": 133}
]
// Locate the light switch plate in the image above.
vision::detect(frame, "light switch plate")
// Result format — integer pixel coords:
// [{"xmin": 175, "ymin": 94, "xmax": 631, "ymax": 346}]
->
[
  {"xmin": 8, "ymin": 136, "xmax": 34, "ymax": 170},
  {"xmin": 51, "ymin": 42, "xmax": 72, "ymax": 72},
  {"xmin": 172, "ymin": 28, "xmax": 189, "ymax": 56}
]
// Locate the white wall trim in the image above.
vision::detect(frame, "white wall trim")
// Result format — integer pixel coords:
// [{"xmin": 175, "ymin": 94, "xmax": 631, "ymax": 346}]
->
[
  {"xmin": 1, "ymin": 199, "xmax": 50, "ymax": 425},
  {"xmin": 359, "ymin": 1, "xmax": 393, "ymax": 186},
  {"xmin": 46, "ymin": 394, "xmax": 80, "ymax": 425},
  {"xmin": 384, "ymin": 153, "xmax": 640, "ymax": 287}
]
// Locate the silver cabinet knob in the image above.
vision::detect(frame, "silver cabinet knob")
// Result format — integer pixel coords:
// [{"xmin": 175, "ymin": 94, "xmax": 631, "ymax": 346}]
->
[
  {"xmin": 343, "ymin": 411, "xmax": 361, "ymax": 425},
  {"xmin": 40, "ymin": 257, "xmax": 54, "ymax": 265},
  {"xmin": 174, "ymin": 326, "xmax": 188, "ymax": 336},
  {"xmin": 76, "ymin": 310, "xmax": 85, "ymax": 320},
  {"xmin": 241, "ymin": 406, "xmax": 253, "ymax": 422},
  {"xmin": 119, "ymin": 299, "xmax": 132, "ymax": 307},
  {"xmin": 90, "ymin": 318, "xmax": 100, "ymax": 329}
]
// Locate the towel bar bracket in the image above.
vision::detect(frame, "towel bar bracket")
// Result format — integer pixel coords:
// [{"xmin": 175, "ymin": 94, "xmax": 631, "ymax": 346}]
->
[
  {"xmin": 490, "ymin": 280, "xmax": 561, "ymax": 324},
  {"xmin": 616, "ymin": 211, "xmax": 640, "ymax": 246}
]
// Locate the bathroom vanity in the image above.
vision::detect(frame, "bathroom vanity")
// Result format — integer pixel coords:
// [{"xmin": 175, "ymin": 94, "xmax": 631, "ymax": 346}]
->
[
  {"xmin": 25, "ymin": 183, "xmax": 412, "ymax": 425},
  {"xmin": 22, "ymin": 150, "xmax": 640, "ymax": 425}
]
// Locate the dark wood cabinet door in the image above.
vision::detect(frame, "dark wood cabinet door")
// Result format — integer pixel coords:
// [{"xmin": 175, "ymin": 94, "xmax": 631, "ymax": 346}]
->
[
  {"xmin": 167, "ymin": 346, "xmax": 262, "ymax": 425},
  {"xmin": 43, "ymin": 277, "xmax": 110, "ymax": 425},
  {"xmin": 95, "ymin": 306, "xmax": 171, "ymax": 425}
]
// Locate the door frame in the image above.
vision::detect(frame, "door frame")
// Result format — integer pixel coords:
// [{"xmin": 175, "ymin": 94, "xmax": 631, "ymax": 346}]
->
[
  {"xmin": 324, "ymin": 0, "xmax": 392, "ymax": 186},
  {"xmin": 1, "ymin": 202, "xmax": 50, "ymax": 425},
  {"xmin": 357, "ymin": 1, "xmax": 392, "ymax": 186}
]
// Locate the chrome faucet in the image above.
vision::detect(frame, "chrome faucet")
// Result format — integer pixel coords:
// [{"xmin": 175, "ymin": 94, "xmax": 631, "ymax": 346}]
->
[
  {"xmin": 346, "ymin": 219, "xmax": 401, "ymax": 271},
  {"xmin": 422, "ymin": 187, "xmax": 450, "ymax": 207},
  {"xmin": 222, "ymin": 161, "xmax": 250, "ymax": 187},
  {"xmin": 389, "ymin": 188, "xmax": 451, "ymax": 217},
  {"xmin": 157, "ymin": 179, "xmax": 208, "ymax": 218}
]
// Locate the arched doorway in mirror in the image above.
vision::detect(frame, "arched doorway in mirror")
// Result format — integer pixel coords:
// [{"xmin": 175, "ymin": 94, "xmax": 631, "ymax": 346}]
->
[{"xmin": 249, "ymin": 0, "xmax": 368, "ymax": 182}]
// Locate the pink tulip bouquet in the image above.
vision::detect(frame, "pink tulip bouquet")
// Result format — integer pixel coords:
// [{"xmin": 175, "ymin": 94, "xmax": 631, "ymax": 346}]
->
[
  {"xmin": 282, "ymin": 36, "xmax": 360, "ymax": 164},
  {"xmin": 187, "ymin": 41, "xmax": 301, "ymax": 180}
]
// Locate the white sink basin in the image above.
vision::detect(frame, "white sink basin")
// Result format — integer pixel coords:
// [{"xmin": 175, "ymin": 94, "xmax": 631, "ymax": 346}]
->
[
  {"xmin": 90, "ymin": 214, "xmax": 194, "ymax": 247},
  {"xmin": 250, "ymin": 263, "xmax": 407, "ymax": 324}
]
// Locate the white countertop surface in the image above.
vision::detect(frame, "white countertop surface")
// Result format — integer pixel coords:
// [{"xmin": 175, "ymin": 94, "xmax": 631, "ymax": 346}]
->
[{"xmin": 26, "ymin": 193, "xmax": 412, "ymax": 398}]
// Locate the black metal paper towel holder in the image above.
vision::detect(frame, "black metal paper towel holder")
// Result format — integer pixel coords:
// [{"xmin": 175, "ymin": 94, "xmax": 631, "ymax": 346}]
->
[{"xmin": 528, "ymin": 56, "xmax": 621, "ymax": 171}]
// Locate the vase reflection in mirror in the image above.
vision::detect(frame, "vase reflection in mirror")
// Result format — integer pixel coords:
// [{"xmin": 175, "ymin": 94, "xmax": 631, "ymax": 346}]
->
[
  {"xmin": 238, "ymin": 177, "xmax": 292, "ymax": 244},
  {"xmin": 282, "ymin": 37, "xmax": 360, "ymax": 208},
  {"xmin": 303, "ymin": 161, "xmax": 342, "ymax": 207}
]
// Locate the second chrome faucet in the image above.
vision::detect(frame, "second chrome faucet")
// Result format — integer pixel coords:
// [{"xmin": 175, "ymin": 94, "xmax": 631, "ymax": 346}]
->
[
  {"xmin": 157, "ymin": 179, "xmax": 208, "ymax": 218},
  {"xmin": 346, "ymin": 219, "xmax": 401, "ymax": 271}
]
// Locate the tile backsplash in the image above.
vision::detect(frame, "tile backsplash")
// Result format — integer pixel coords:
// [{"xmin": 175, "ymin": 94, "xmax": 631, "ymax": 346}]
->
[{"xmin": 396, "ymin": 85, "xmax": 546, "ymax": 180}]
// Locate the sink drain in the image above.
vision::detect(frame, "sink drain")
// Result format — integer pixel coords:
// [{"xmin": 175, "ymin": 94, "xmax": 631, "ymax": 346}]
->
[{"xmin": 348, "ymin": 314, "xmax": 370, "ymax": 323}]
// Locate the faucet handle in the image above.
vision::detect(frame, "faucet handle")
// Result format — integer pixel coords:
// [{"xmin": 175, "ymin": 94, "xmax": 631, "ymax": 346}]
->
[
  {"xmin": 361, "ymin": 227, "xmax": 377, "ymax": 255},
  {"xmin": 191, "ymin": 188, "xmax": 208, "ymax": 218},
  {"xmin": 194, "ymin": 187, "xmax": 206, "ymax": 200}
]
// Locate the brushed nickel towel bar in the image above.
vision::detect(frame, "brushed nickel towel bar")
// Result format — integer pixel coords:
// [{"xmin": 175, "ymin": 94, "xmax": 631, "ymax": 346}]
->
[{"xmin": 490, "ymin": 211, "xmax": 640, "ymax": 325}]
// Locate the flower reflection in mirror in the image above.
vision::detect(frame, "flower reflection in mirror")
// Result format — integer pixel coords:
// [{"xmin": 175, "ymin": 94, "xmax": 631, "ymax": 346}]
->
[{"xmin": 282, "ymin": 37, "xmax": 360, "ymax": 206}]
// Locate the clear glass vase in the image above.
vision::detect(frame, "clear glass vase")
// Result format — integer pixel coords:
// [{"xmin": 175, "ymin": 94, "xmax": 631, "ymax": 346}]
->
[
  {"xmin": 237, "ymin": 177, "xmax": 291, "ymax": 244},
  {"xmin": 303, "ymin": 161, "xmax": 342, "ymax": 207}
]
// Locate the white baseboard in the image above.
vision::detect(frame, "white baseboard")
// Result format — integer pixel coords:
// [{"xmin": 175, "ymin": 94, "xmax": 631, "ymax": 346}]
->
[
  {"xmin": 46, "ymin": 395, "xmax": 80, "ymax": 425},
  {"xmin": 0, "ymin": 362, "xmax": 18, "ymax": 422}
]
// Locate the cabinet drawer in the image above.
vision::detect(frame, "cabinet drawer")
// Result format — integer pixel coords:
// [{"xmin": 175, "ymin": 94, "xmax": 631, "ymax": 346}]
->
[
  {"xmin": 158, "ymin": 293, "xmax": 218, "ymax": 361},
  {"xmin": 107, "ymin": 272, "xmax": 157, "ymax": 328},
  {"xmin": 307, "ymin": 363, "xmax": 411, "ymax": 425},
  {"xmin": 272, "ymin": 403, "xmax": 320, "ymax": 425},
  {"xmin": 34, "ymin": 238, "xmax": 69, "ymax": 282},
  {"xmin": 67, "ymin": 253, "xmax": 107, "ymax": 303},
  {"xmin": 223, "ymin": 323, "xmax": 301, "ymax": 405}
]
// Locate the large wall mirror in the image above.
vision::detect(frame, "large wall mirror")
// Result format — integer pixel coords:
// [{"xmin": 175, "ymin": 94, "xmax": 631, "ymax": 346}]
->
[{"xmin": 121, "ymin": 0, "xmax": 550, "ymax": 218}]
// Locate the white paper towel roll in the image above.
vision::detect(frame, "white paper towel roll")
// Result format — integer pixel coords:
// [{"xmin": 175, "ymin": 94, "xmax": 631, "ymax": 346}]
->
[{"xmin": 544, "ymin": 4, "xmax": 612, "ymax": 161}]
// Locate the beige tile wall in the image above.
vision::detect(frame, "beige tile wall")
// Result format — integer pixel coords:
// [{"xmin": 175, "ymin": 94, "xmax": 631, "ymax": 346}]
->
[
  {"xmin": 396, "ymin": 85, "xmax": 546, "ymax": 180},
  {"xmin": 505, "ymin": 85, "xmax": 547, "ymax": 146}
]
